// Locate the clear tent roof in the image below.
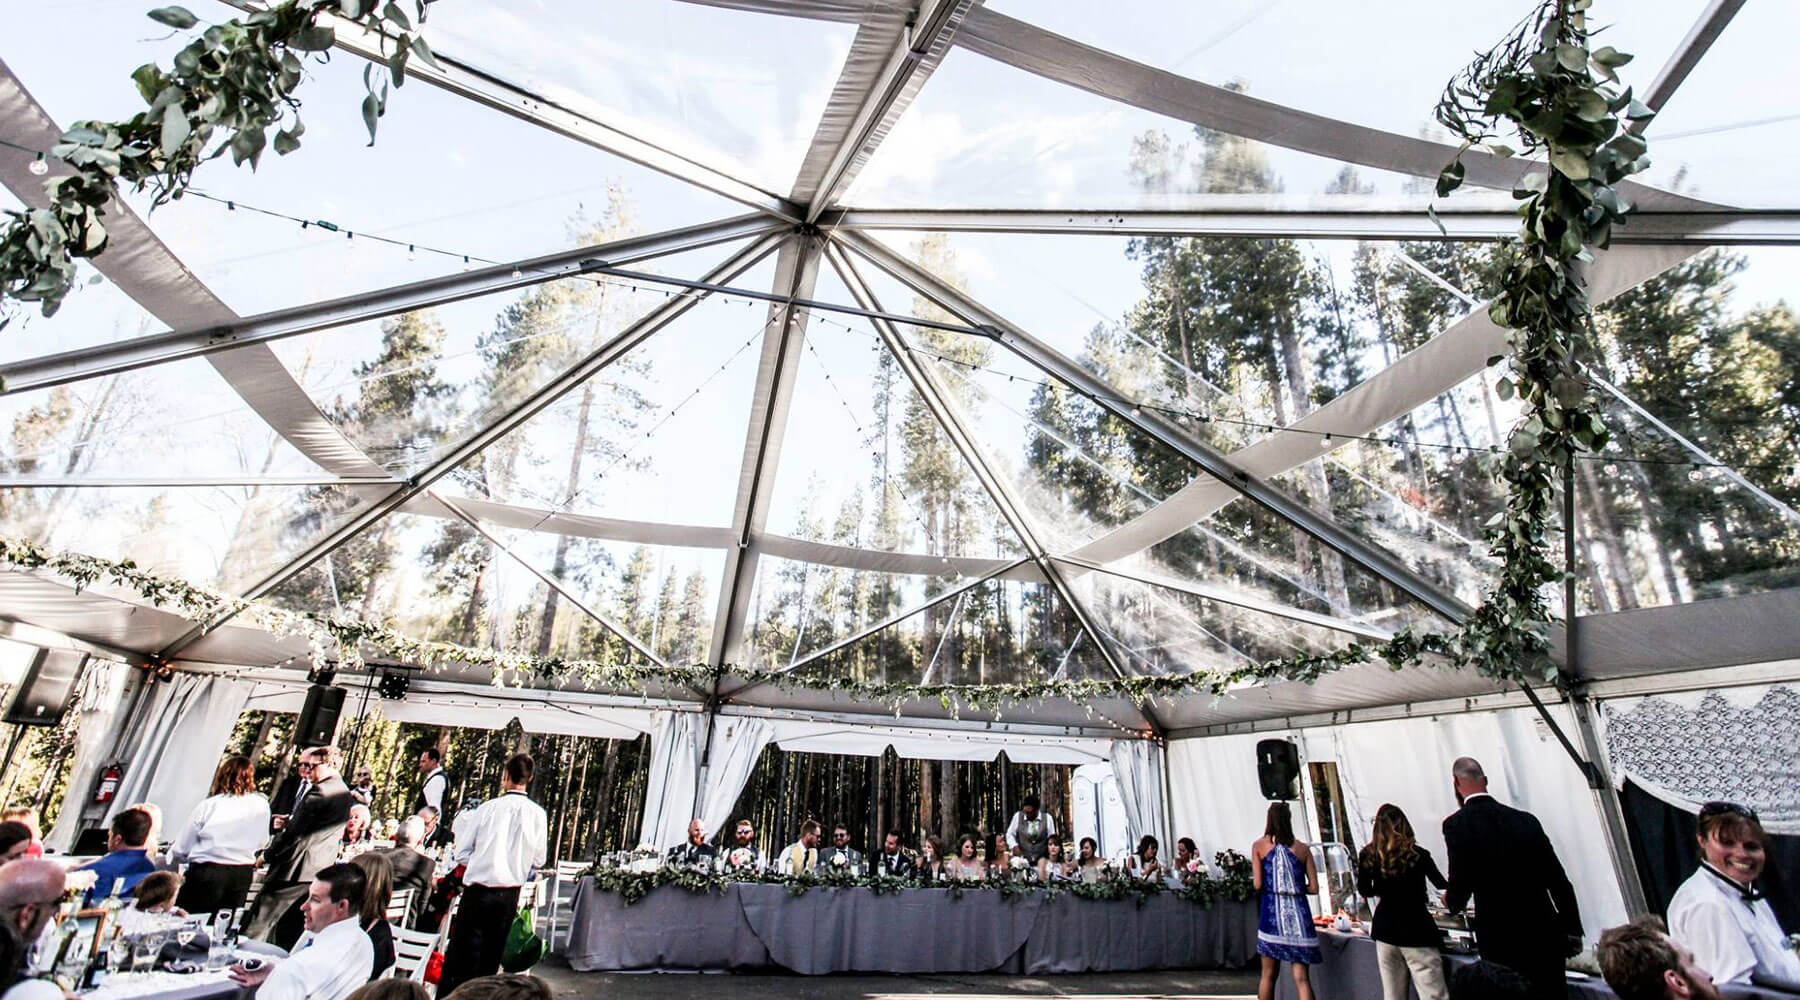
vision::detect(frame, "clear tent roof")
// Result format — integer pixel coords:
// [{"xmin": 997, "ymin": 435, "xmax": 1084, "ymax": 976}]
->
[{"xmin": 3, "ymin": 0, "xmax": 1798, "ymax": 736}]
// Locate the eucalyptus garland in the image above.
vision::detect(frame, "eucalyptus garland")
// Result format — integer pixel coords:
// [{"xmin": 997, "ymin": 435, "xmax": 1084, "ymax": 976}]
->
[
  {"xmin": 1, "ymin": 0, "xmax": 438, "ymax": 328},
  {"xmin": 583, "ymin": 855, "xmax": 1255, "ymax": 909}
]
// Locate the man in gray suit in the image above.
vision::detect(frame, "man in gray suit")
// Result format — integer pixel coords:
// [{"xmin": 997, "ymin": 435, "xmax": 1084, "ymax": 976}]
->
[
  {"xmin": 819, "ymin": 823, "xmax": 864, "ymax": 875},
  {"xmin": 243, "ymin": 746, "xmax": 353, "ymax": 948}
]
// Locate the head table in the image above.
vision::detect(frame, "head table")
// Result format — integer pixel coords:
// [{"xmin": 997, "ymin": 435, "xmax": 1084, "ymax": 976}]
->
[
  {"xmin": 564, "ymin": 877, "xmax": 1258, "ymax": 974},
  {"xmin": 1275, "ymin": 928, "xmax": 1799, "ymax": 1000}
]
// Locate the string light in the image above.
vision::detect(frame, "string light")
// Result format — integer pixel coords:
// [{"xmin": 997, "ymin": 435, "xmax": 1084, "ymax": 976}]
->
[{"xmin": 29, "ymin": 153, "xmax": 49, "ymax": 176}]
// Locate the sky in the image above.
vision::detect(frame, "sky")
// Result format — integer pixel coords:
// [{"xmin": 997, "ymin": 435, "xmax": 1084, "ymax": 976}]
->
[{"xmin": 2, "ymin": 0, "xmax": 1797, "ymax": 630}]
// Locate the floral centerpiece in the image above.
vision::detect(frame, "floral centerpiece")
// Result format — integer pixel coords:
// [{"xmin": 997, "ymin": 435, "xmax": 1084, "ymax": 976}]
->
[
  {"xmin": 720, "ymin": 847, "xmax": 758, "ymax": 873},
  {"xmin": 626, "ymin": 843, "xmax": 663, "ymax": 874}
]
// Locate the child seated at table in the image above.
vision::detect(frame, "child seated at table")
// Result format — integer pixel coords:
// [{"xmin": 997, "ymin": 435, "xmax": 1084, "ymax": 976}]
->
[{"xmin": 130, "ymin": 871, "xmax": 181, "ymax": 914}]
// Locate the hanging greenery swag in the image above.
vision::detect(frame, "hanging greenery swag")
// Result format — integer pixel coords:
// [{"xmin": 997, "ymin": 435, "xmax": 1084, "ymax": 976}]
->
[
  {"xmin": 0, "ymin": 0, "xmax": 1649, "ymax": 707},
  {"xmin": 0, "ymin": 0, "xmax": 438, "ymax": 330}
]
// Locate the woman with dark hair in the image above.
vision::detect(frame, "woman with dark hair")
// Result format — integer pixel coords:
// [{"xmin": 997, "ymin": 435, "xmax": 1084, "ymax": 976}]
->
[
  {"xmin": 1356, "ymin": 804, "xmax": 1449, "ymax": 1000},
  {"xmin": 1038, "ymin": 835, "xmax": 1074, "ymax": 882},
  {"xmin": 1129, "ymin": 834, "xmax": 1166, "ymax": 881},
  {"xmin": 946, "ymin": 834, "xmax": 986, "ymax": 881},
  {"xmin": 1668, "ymin": 801, "xmax": 1800, "ymax": 991},
  {"xmin": 1253, "ymin": 801, "xmax": 1320, "ymax": 1000},
  {"xmin": 348, "ymin": 851, "xmax": 397, "ymax": 980},
  {"xmin": 1075, "ymin": 836, "xmax": 1105, "ymax": 883},
  {"xmin": 0, "ymin": 823, "xmax": 33, "ymax": 867},
  {"xmin": 171, "ymin": 755, "xmax": 270, "ymax": 913}
]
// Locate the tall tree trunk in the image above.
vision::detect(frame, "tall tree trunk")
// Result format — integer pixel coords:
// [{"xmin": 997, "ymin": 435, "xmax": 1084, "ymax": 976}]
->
[
  {"xmin": 535, "ymin": 382, "xmax": 596, "ymax": 654},
  {"xmin": 1577, "ymin": 460, "xmax": 1638, "ymax": 610}
]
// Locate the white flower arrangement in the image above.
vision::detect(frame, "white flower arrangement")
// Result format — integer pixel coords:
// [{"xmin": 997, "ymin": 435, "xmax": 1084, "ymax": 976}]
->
[
  {"xmin": 830, "ymin": 851, "xmax": 848, "ymax": 868},
  {"xmin": 727, "ymin": 847, "xmax": 754, "ymax": 869},
  {"xmin": 627, "ymin": 843, "xmax": 663, "ymax": 874},
  {"xmin": 1008, "ymin": 855, "xmax": 1028, "ymax": 872}
]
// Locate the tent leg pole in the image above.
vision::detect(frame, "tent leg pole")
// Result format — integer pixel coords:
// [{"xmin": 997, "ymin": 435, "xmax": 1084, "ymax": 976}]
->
[{"xmin": 1562, "ymin": 456, "xmax": 1649, "ymax": 918}]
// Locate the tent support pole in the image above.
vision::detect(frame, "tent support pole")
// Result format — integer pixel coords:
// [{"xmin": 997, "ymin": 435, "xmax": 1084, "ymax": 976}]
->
[
  {"xmin": 827, "ymin": 244, "xmax": 1164, "ymax": 736},
  {"xmin": 1560, "ymin": 456, "xmax": 1650, "ymax": 917}
]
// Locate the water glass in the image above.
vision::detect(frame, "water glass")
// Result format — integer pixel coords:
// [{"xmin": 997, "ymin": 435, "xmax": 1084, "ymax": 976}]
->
[{"xmin": 131, "ymin": 934, "xmax": 158, "ymax": 973}]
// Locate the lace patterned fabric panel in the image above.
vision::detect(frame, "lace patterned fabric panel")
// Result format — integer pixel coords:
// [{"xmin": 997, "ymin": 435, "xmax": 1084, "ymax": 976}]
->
[{"xmin": 1603, "ymin": 686, "xmax": 1800, "ymax": 824}]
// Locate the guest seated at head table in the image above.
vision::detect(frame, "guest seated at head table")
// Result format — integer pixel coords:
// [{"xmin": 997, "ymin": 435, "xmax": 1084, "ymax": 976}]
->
[
  {"xmin": 1598, "ymin": 915, "xmax": 1724, "ymax": 1000},
  {"xmin": 76, "ymin": 808, "xmax": 157, "ymax": 905},
  {"xmin": 1170, "ymin": 837, "xmax": 1199, "ymax": 883},
  {"xmin": 0, "ymin": 810, "xmax": 40, "ymax": 862},
  {"xmin": 666, "ymin": 819, "xmax": 716, "ymax": 868},
  {"xmin": 819, "ymin": 824, "xmax": 863, "ymax": 875},
  {"xmin": 1667, "ymin": 801, "xmax": 1800, "ymax": 992},
  {"xmin": 987, "ymin": 834, "xmax": 1015, "ymax": 878},
  {"xmin": 1038, "ymin": 835, "xmax": 1075, "ymax": 882},
  {"xmin": 945, "ymin": 834, "xmax": 987, "ymax": 882},
  {"xmin": 1075, "ymin": 837, "xmax": 1105, "ymax": 883},
  {"xmin": 874, "ymin": 830, "xmax": 915, "ymax": 878},
  {"xmin": 775, "ymin": 821, "xmax": 822, "ymax": 876},
  {"xmin": 721, "ymin": 820, "xmax": 763, "ymax": 873},
  {"xmin": 1128, "ymin": 835, "xmax": 1166, "ymax": 881},
  {"xmin": 919, "ymin": 836, "xmax": 947, "ymax": 881},
  {"xmin": 229, "ymin": 863, "xmax": 374, "ymax": 1000}
]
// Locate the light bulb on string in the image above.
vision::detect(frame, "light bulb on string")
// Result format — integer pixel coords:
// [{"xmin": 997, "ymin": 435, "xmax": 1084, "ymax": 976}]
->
[
  {"xmin": 1602, "ymin": 462, "xmax": 1619, "ymax": 476},
  {"xmin": 28, "ymin": 153, "xmax": 48, "ymax": 176},
  {"xmin": 1688, "ymin": 465, "xmax": 1706, "ymax": 483}
]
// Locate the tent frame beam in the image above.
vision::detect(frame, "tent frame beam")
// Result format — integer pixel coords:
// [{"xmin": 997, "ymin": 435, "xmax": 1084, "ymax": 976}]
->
[
  {"xmin": 1052, "ymin": 556, "xmax": 1393, "ymax": 643},
  {"xmin": 0, "ymin": 213, "xmax": 781, "ymax": 395},
  {"xmin": 0, "ymin": 475, "xmax": 403, "ymax": 489},
  {"xmin": 218, "ymin": 1, "xmax": 800, "ymax": 222},
  {"xmin": 827, "ymin": 243, "xmax": 1164, "ymax": 736},
  {"xmin": 826, "ymin": 207, "xmax": 1800, "ymax": 244},
  {"xmin": 427, "ymin": 490, "xmax": 683, "ymax": 681},
  {"xmin": 154, "ymin": 232, "xmax": 787, "ymax": 659},
  {"xmin": 841, "ymin": 230, "xmax": 1475, "ymax": 627}
]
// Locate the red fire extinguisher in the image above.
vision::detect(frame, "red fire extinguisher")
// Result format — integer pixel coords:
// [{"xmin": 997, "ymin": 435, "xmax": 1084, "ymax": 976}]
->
[{"xmin": 94, "ymin": 763, "xmax": 122, "ymax": 804}]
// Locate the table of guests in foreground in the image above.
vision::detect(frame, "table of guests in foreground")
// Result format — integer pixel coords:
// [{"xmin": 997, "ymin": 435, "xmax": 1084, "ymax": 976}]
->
[
  {"xmin": 565, "ymin": 878, "xmax": 1258, "ymax": 974},
  {"xmin": 1276, "ymin": 929, "xmax": 1800, "ymax": 1000}
]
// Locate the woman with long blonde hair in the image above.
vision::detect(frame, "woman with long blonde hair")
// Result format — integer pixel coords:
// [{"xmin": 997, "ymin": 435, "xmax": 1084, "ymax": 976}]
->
[{"xmin": 1355, "ymin": 804, "xmax": 1449, "ymax": 1000}]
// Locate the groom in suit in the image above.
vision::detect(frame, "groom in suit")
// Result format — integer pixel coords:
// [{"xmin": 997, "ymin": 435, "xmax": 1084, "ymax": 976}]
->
[
  {"xmin": 1443, "ymin": 756, "xmax": 1584, "ymax": 999},
  {"xmin": 243, "ymin": 745, "xmax": 354, "ymax": 948}
]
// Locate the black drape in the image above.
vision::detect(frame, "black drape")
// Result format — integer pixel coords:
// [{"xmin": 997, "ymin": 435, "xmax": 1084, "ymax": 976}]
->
[{"xmin": 1622, "ymin": 779, "xmax": 1799, "ymax": 933}]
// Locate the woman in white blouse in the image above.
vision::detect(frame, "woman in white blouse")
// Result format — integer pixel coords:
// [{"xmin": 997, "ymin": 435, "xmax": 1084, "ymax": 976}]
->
[
  {"xmin": 170, "ymin": 756, "xmax": 271, "ymax": 914},
  {"xmin": 1667, "ymin": 801, "xmax": 1800, "ymax": 992}
]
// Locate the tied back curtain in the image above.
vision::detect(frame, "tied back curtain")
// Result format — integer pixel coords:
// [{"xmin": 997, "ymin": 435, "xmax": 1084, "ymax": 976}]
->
[
  {"xmin": 45, "ymin": 659, "xmax": 135, "ymax": 851},
  {"xmin": 105, "ymin": 673, "xmax": 254, "ymax": 841},
  {"xmin": 698, "ymin": 718, "xmax": 773, "ymax": 840},
  {"xmin": 639, "ymin": 711, "xmax": 704, "ymax": 851},
  {"xmin": 1109, "ymin": 739, "xmax": 1167, "ymax": 855}
]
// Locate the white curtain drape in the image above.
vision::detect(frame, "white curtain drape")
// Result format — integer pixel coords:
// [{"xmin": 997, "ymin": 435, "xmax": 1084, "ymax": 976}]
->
[
  {"xmin": 45, "ymin": 659, "xmax": 136, "ymax": 851},
  {"xmin": 105, "ymin": 673, "xmax": 253, "ymax": 841},
  {"xmin": 637, "ymin": 711, "xmax": 704, "ymax": 850},
  {"xmin": 1167, "ymin": 732, "xmax": 1272, "ymax": 862},
  {"xmin": 1109, "ymin": 738, "xmax": 1167, "ymax": 856},
  {"xmin": 1330, "ymin": 706, "xmax": 1627, "ymax": 941},
  {"xmin": 697, "ymin": 717, "xmax": 773, "ymax": 838}
]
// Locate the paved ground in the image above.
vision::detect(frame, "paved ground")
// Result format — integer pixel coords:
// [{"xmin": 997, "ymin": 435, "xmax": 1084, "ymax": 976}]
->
[{"xmin": 531, "ymin": 955, "xmax": 1263, "ymax": 999}]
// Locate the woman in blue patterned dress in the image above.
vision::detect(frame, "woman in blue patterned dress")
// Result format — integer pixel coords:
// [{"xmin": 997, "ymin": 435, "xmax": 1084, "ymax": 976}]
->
[{"xmin": 1254, "ymin": 802, "xmax": 1322, "ymax": 1000}]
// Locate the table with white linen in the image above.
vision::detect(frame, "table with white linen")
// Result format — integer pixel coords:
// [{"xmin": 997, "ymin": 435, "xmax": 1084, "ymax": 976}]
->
[
  {"xmin": 1275, "ymin": 929, "xmax": 1800, "ymax": 1000},
  {"xmin": 565, "ymin": 877, "xmax": 1258, "ymax": 974},
  {"xmin": 80, "ymin": 969, "xmax": 250, "ymax": 1000}
]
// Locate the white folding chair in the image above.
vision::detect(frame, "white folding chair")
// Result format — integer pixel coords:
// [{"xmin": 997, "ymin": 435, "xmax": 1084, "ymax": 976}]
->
[
  {"xmin": 390, "ymin": 924, "xmax": 439, "ymax": 982},
  {"xmin": 386, "ymin": 888, "xmax": 414, "ymax": 924},
  {"xmin": 547, "ymin": 860, "xmax": 588, "ymax": 951}
]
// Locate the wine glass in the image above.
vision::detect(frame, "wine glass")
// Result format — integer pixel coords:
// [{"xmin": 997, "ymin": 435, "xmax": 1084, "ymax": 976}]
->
[
  {"xmin": 109, "ymin": 928, "xmax": 131, "ymax": 974},
  {"xmin": 130, "ymin": 934, "xmax": 157, "ymax": 974},
  {"xmin": 176, "ymin": 919, "xmax": 199, "ymax": 951}
]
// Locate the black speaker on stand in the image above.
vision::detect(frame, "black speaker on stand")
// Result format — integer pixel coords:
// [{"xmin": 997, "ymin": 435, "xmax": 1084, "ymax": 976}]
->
[
  {"xmin": 1256, "ymin": 738, "xmax": 1301, "ymax": 800},
  {"xmin": 295, "ymin": 684, "xmax": 347, "ymax": 747}
]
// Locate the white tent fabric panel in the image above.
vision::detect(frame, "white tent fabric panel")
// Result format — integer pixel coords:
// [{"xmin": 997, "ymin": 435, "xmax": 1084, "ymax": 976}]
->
[
  {"xmin": 106, "ymin": 673, "xmax": 255, "ymax": 843},
  {"xmin": 45, "ymin": 659, "xmax": 136, "ymax": 851},
  {"xmin": 771, "ymin": 720, "xmax": 1113, "ymax": 763},
  {"xmin": 1168, "ymin": 732, "xmax": 1272, "ymax": 863},
  {"xmin": 696, "ymin": 717, "xmax": 775, "ymax": 840},
  {"xmin": 638, "ymin": 711, "xmax": 705, "ymax": 850},
  {"xmin": 1326, "ymin": 706, "xmax": 1627, "ymax": 942}
]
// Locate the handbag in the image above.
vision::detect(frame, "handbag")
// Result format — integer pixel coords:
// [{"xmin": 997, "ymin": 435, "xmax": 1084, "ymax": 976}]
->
[{"xmin": 500, "ymin": 907, "xmax": 544, "ymax": 972}]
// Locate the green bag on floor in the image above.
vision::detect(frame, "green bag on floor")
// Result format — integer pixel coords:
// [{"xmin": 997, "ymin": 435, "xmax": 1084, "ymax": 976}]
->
[{"xmin": 500, "ymin": 907, "xmax": 545, "ymax": 972}]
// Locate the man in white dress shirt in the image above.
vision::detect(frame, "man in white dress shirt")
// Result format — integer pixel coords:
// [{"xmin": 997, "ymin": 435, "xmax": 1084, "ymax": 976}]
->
[
  {"xmin": 229, "ymin": 863, "xmax": 373, "ymax": 1000},
  {"xmin": 1004, "ymin": 795, "xmax": 1057, "ymax": 863},
  {"xmin": 437, "ymin": 754, "xmax": 547, "ymax": 996}
]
